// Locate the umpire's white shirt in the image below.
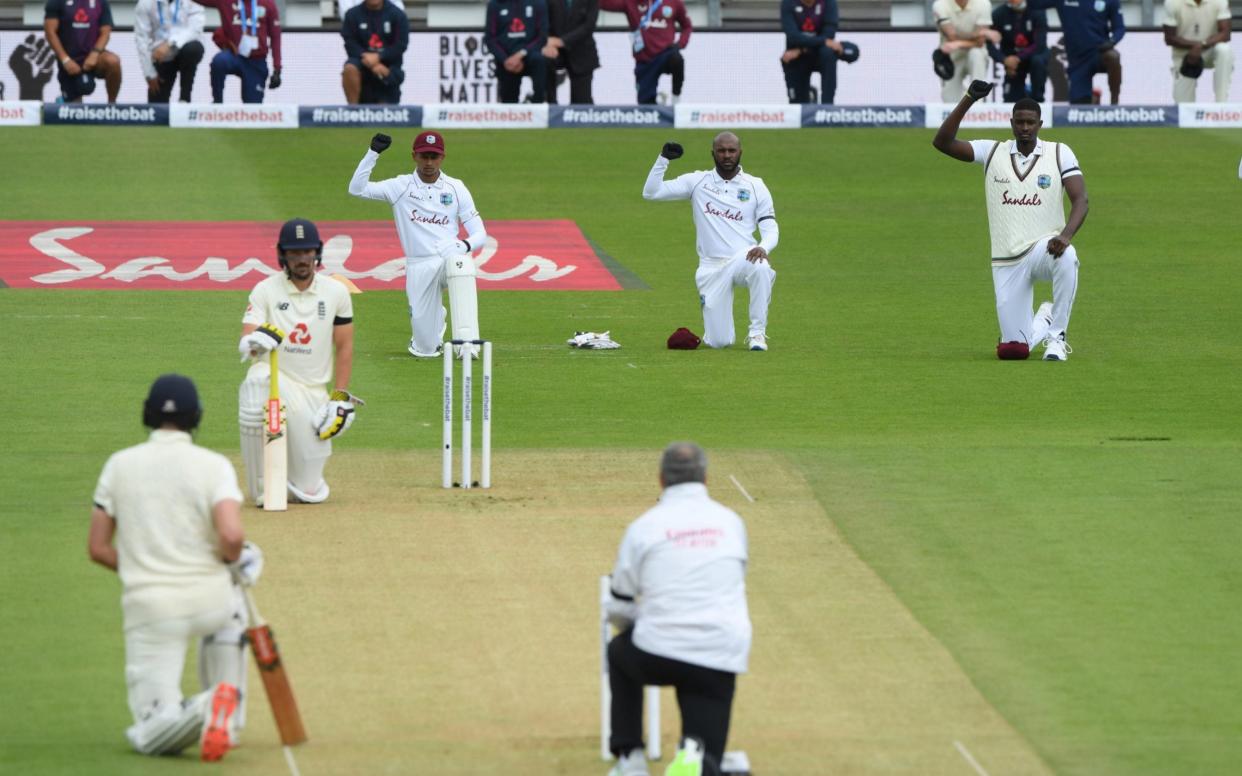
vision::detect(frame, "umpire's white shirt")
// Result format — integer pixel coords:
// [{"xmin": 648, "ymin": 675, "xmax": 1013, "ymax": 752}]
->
[
  {"xmin": 348, "ymin": 150, "xmax": 487, "ymax": 259},
  {"xmin": 94, "ymin": 430, "xmax": 242, "ymax": 630},
  {"xmin": 611, "ymin": 482, "xmax": 752, "ymax": 674},
  {"xmin": 243, "ymin": 272, "xmax": 353, "ymax": 388},
  {"xmin": 643, "ymin": 157, "xmax": 777, "ymax": 263}
]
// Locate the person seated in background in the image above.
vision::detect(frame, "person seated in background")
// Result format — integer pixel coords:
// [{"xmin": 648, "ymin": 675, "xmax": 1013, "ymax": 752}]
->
[
  {"xmin": 600, "ymin": 0, "xmax": 692, "ymax": 105},
  {"xmin": 134, "ymin": 0, "xmax": 206, "ymax": 103},
  {"xmin": 779, "ymin": 0, "xmax": 845, "ymax": 104},
  {"xmin": 1163, "ymin": 0, "xmax": 1233, "ymax": 103},
  {"xmin": 932, "ymin": 0, "xmax": 999, "ymax": 102},
  {"xmin": 543, "ymin": 0, "xmax": 599, "ymax": 104},
  {"xmin": 44, "ymin": 0, "xmax": 123, "ymax": 103},
  {"xmin": 341, "ymin": 0, "xmax": 409, "ymax": 104},
  {"xmin": 987, "ymin": 0, "xmax": 1049, "ymax": 103},
  {"xmin": 193, "ymin": 0, "xmax": 282, "ymax": 103},
  {"xmin": 1028, "ymin": 0, "xmax": 1124, "ymax": 104},
  {"xmin": 484, "ymin": 0, "xmax": 549, "ymax": 103}
]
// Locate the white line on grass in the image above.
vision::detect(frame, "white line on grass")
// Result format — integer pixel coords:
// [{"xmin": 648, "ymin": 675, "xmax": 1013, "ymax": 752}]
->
[
  {"xmin": 728, "ymin": 474, "xmax": 756, "ymax": 503},
  {"xmin": 283, "ymin": 745, "xmax": 303, "ymax": 776},
  {"xmin": 953, "ymin": 740, "xmax": 991, "ymax": 776}
]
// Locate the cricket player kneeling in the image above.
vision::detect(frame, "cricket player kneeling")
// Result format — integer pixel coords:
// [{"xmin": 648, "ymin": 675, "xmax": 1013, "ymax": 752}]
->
[{"xmin": 238, "ymin": 218, "xmax": 359, "ymax": 505}]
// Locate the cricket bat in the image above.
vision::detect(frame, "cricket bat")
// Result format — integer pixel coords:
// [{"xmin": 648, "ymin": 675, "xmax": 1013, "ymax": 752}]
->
[
  {"xmin": 242, "ymin": 586, "xmax": 308, "ymax": 746},
  {"xmin": 263, "ymin": 348, "xmax": 287, "ymax": 512}
]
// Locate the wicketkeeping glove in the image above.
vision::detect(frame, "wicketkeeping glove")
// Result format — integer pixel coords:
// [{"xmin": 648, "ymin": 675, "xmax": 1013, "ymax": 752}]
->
[
  {"xmin": 313, "ymin": 389, "xmax": 365, "ymax": 440},
  {"xmin": 371, "ymin": 132, "xmax": 392, "ymax": 153},
  {"xmin": 966, "ymin": 79, "xmax": 994, "ymax": 101},
  {"xmin": 229, "ymin": 541, "xmax": 264, "ymax": 587},
  {"xmin": 238, "ymin": 323, "xmax": 285, "ymax": 362},
  {"xmin": 661, "ymin": 141, "xmax": 684, "ymax": 160},
  {"xmin": 436, "ymin": 238, "xmax": 469, "ymax": 260}
]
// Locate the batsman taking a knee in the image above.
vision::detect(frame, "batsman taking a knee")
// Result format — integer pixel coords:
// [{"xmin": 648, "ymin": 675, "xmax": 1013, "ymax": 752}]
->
[{"xmin": 238, "ymin": 218, "xmax": 361, "ymax": 505}]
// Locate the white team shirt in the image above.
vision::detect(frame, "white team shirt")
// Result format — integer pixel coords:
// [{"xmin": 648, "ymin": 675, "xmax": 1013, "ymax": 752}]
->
[
  {"xmin": 643, "ymin": 156, "xmax": 778, "ymax": 262},
  {"xmin": 133, "ymin": 0, "xmax": 205, "ymax": 80},
  {"xmin": 348, "ymin": 150, "xmax": 487, "ymax": 260},
  {"xmin": 610, "ymin": 482, "xmax": 752, "ymax": 674},
  {"xmin": 933, "ymin": 0, "xmax": 992, "ymax": 42},
  {"xmin": 93, "ymin": 430, "xmax": 242, "ymax": 629},
  {"xmin": 243, "ymin": 272, "xmax": 353, "ymax": 388},
  {"xmin": 970, "ymin": 138, "xmax": 1082, "ymax": 179},
  {"xmin": 1163, "ymin": 0, "xmax": 1230, "ymax": 46}
]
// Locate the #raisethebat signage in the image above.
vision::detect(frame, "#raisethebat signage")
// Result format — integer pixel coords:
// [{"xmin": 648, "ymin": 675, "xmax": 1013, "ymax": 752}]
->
[{"xmin": 4, "ymin": 30, "xmax": 1239, "ymax": 106}]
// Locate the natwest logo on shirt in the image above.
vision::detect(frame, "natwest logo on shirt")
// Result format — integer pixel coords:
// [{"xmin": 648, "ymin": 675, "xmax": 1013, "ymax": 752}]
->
[
  {"xmin": 676, "ymin": 104, "xmax": 801, "ymax": 129},
  {"xmin": 1179, "ymin": 103, "xmax": 1242, "ymax": 127}
]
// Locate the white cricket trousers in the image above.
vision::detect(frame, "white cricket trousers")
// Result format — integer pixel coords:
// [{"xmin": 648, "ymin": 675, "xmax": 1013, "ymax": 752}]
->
[
  {"xmin": 941, "ymin": 47, "xmax": 990, "ymax": 102},
  {"xmin": 992, "ymin": 236, "xmax": 1079, "ymax": 345},
  {"xmin": 695, "ymin": 255, "xmax": 776, "ymax": 348},
  {"xmin": 1172, "ymin": 44, "xmax": 1234, "ymax": 103},
  {"xmin": 124, "ymin": 602, "xmax": 233, "ymax": 723},
  {"xmin": 406, "ymin": 254, "xmax": 448, "ymax": 355}
]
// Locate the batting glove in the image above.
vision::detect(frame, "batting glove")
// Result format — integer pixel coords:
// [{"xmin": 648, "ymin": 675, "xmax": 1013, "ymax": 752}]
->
[
  {"xmin": 313, "ymin": 389, "xmax": 363, "ymax": 440},
  {"xmin": 229, "ymin": 541, "xmax": 264, "ymax": 587},
  {"xmin": 436, "ymin": 238, "xmax": 469, "ymax": 260},
  {"xmin": 661, "ymin": 141, "xmax": 684, "ymax": 160},
  {"xmin": 238, "ymin": 323, "xmax": 285, "ymax": 362},
  {"xmin": 370, "ymin": 132, "xmax": 392, "ymax": 153}
]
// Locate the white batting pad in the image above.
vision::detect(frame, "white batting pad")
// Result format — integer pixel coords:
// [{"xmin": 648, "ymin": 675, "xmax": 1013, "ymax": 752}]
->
[{"xmin": 445, "ymin": 255, "xmax": 480, "ymax": 344}]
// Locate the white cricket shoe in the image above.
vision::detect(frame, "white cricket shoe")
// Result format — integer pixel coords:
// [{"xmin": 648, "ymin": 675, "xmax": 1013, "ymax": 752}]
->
[
  {"xmin": 1030, "ymin": 301, "xmax": 1053, "ymax": 348},
  {"xmin": 746, "ymin": 334, "xmax": 768, "ymax": 352},
  {"xmin": 408, "ymin": 340, "xmax": 443, "ymax": 359},
  {"xmin": 1042, "ymin": 334, "xmax": 1072, "ymax": 361},
  {"xmin": 608, "ymin": 748, "xmax": 651, "ymax": 776}
]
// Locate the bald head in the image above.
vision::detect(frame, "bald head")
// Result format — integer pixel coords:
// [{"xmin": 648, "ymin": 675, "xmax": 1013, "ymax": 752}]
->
[
  {"xmin": 713, "ymin": 131, "xmax": 740, "ymax": 149},
  {"xmin": 711, "ymin": 132, "xmax": 743, "ymax": 179},
  {"xmin": 660, "ymin": 442, "xmax": 708, "ymax": 487}
]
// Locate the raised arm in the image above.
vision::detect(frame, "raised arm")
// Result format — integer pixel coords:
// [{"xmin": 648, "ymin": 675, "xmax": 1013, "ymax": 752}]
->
[
  {"xmin": 642, "ymin": 145, "xmax": 695, "ymax": 201},
  {"xmin": 348, "ymin": 137, "xmax": 399, "ymax": 201},
  {"xmin": 932, "ymin": 81, "xmax": 992, "ymax": 162}
]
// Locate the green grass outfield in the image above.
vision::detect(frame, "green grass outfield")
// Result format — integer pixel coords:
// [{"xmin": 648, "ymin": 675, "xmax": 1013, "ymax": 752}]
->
[{"xmin": 2, "ymin": 126, "xmax": 1240, "ymax": 775}]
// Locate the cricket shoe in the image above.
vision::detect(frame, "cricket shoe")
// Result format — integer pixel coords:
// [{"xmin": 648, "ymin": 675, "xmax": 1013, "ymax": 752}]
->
[
  {"xmin": 1030, "ymin": 301, "xmax": 1053, "ymax": 348},
  {"xmin": 200, "ymin": 682, "xmax": 239, "ymax": 762},
  {"xmin": 408, "ymin": 340, "xmax": 443, "ymax": 359},
  {"xmin": 664, "ymin": 737, "xmax": 705, "ymax": 776},
  {"xmin": 746, "ymin": 334, "xmax": 768, "ymax": 352},
  {"xmin": 1042, "ymin": 334, "xmax": 1072, "ymax": 362},
  {"xmin": 607, "ymin": 748, "xmax": 650, "ymax": 776}
]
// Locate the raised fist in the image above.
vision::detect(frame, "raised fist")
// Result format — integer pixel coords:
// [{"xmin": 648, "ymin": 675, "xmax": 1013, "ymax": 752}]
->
[
  {"xmin": 967, "ymin": 79, "xmax": 994, "ymax": 101},
  {"xmin": 8, "ymin": 34, "xmax": 56, "ymax": 100},
  {"xmin": 268, "ymin": 68, "xmax": 281, "ymax": 89},
  {"xmin": 371, "ymin": 133, "xmax": 392, "ymax": 153},
  {"xmin": 661, "ymin": 141, "xmax": 684, "ymax": 160}
]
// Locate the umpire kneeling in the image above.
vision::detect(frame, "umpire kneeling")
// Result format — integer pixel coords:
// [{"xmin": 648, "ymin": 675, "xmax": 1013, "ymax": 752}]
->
[{"xmin": 604, "ymin": 442, "xmax": 751, "ymax": 776}]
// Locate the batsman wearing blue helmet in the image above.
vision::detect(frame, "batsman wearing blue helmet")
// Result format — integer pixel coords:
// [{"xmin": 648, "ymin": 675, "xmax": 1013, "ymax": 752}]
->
[{"xmin": 237, "ymin": 218, "xmax": 360, "ymax": 505}]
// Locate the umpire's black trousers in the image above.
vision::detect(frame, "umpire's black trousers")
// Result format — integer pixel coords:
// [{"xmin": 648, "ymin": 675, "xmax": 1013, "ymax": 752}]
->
[
  {"xmin": 608, "ymin": 627, "xmax": 736, "ymax": 773},
  {"xmin": 150, "ymin": 40, "xmax": 204, "ymax": 103}
]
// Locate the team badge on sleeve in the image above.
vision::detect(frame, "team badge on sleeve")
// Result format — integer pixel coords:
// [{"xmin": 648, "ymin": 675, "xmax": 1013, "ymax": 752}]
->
[{"xmin": 1037, "ymin": 174, "xmax": 1052, "ymax": 189}]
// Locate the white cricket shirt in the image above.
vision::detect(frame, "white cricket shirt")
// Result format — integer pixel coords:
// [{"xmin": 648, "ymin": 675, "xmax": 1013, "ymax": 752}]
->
[
  {"xmin": 971, "ymin": 139, "xmax": 1081, "ymax": 260},
  {"xmin": 93, "ymin": 430, "xmax": 242, "ymax": 629},
  {"xmin": 348, "ymin": 149, "xmax": 487, "ymax": 259},
  {"xmin": 933, "ymin": 0, "xmax": 992, "ymax": 42},
  {"xmin": 643, "ymin": 156, "xmax": 778, "ymax": 262},
  {"xmin": 610, "ymin": 482, "xmax": 752, "ymax": 674},
  {"xmin": 242, "ymin": 272, "xmax": 353, "ymax": 388},
  {"xmin": 1163, "ymin": 0, "xmax": 1230, "ymax": 46}
]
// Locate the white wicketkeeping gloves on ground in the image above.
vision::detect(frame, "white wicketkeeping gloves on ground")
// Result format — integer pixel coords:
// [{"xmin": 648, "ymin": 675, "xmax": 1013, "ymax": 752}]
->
[{"xmin": 567, "ymin": 331, "xmax": 621, "ymax": 350}]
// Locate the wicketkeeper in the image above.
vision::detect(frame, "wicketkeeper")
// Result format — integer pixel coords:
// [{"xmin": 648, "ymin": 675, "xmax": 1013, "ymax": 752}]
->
[
  {"xmin": 238, "ymin": 218, "xmax": 359, "ymax": 504},
  {"xmin": 348, "ymin": 131, "xmax": 488, "ymax": 359}
]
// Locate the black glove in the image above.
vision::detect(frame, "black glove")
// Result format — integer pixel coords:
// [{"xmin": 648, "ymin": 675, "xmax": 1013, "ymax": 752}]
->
[
  {"xmin": 268, "ymin": 68, "xmax": 281, "ymax": 89},
  {"xmin": 371, "ymin": 133, "xmax": 392, "ymax": 153},
  {"xmin": 661, "ymin": 141, "xmax": 684, "ymax": 160},
  {"xmin": 966, "ymin": 79, "xmax": 994, "ymax": 101}
]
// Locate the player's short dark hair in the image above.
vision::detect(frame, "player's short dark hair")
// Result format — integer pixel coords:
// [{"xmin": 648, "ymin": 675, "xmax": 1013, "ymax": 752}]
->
[
  {"xmin": 661, "ymin": 442, "xmax": 707, "ymax": 486},
  {"xmin": 1013, "ymin": 98, "xmax": 1041, "ymax": 117}
]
